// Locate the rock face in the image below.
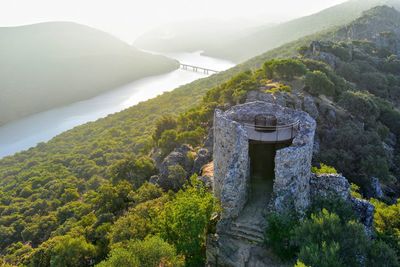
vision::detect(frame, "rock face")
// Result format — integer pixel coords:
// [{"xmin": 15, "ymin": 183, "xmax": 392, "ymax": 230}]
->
[{"xmin": 310, "ymin": 173, "xmax": 375, "ymax": 235}]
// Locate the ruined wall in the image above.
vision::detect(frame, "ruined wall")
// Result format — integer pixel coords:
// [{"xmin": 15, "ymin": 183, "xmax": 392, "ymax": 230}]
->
[
  {"xmin": 213, "ymin": 110, "xmax": 250, "ymax": 220},
  {"xmin": 213, "ymin": 101, "xmax": 316, "ymax": 217},
  {"xmin": 274, "ymin": 144, "xmax": 314, "ymax": 213}
]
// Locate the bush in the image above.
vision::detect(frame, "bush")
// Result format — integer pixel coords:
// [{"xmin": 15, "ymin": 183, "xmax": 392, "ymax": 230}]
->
[
  {"xmin": 294, "ymin": 209, "xmax": 368, "ymax": 267},
  {"xmin": 159, "ymin": 179, "xmax": 216, "ymax": 266},
  {"xmin": 97, "ymin": 236, "xmax": 184, "ymax": 267},
  {"xmin": 263, "ymin": 59, "xmax": 308, "ymax": 80},
  {"xmin": 109, "ymin": 157, "xmax": 157, "ymax": 188},
  {"xmin": 153, "ymin": 116, "xmax": 177, "ymax": 142},
  {"xmin": 366, "ymin": 240, "xmax": 399, "ymax": 267},
  {"xmin": 305, "ymin": 71, "xmax": 335, "ymax": 96},
  {"xmin": 371, "ymin": 199, "xmax": 400, "ymax": 258},
  {"xmin": 311, "ymin": 163, "xmax": 338, "ymax": 175},
  {"xmin": 298, "ymin": 242, "xmax": 344, "ymax": 267},
  {"xmin": 265, "ymin": 212, "xmax": 299, "ymax": 260},
  {"xmin": 338, "ymin": 91, "xmax": 380, "ymax": 121}
]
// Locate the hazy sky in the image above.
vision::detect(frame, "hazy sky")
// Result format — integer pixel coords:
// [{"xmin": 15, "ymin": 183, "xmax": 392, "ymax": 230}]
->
[{"xmin": 1, "ymin": 0, "xmax": 348, "ymax": 43}]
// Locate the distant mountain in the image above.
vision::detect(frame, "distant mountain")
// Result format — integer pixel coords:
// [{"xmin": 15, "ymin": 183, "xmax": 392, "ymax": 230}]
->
[
  {"xmin": 0, "ymin": 22, "xmax": 179, "ymax": 126},
  {"xmin": 135, "ymin": 0, "xmax": 400, "ymax": 62},
  {"xmin": 134, "ymin": 19, "xmax": 268, "ymax": 54}
]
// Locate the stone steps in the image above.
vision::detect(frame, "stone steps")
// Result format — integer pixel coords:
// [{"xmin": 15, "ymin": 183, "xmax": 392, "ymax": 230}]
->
[
  {"xmin": 224, "ymin": 222, "xmax": 265, "ymax": 244},
  {"xmin": 225, "ymin": 229, "xmax": 264, "ymax": 244},
  {"xmin": 232, "ymin": 222, "xmax": 265, "ymax": 234}
]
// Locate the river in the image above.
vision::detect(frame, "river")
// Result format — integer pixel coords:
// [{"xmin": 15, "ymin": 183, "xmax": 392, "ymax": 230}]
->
[{"xmin": 0, "ymin": 51, "xmax": 235, "ymax": 158}]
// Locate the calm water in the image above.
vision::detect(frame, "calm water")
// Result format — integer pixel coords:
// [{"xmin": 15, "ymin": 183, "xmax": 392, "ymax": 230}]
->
[{"xmin": 0, "ymin": 51, "xmax": 234, "ymax": 158}]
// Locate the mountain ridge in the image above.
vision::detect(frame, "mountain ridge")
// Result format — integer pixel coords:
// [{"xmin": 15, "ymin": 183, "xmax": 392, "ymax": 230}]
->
[{"xmin": 0, "ymin": 21, "xmax": 179, "ymax": 126}]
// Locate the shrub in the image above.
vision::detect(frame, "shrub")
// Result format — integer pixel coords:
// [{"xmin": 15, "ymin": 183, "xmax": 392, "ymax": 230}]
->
[
  {"xmin": 338, "ymin": 91, "xmax": 380, "ymax": 121},
  {"xmin": 97, "ymin": 236, "xmax": 184, "ymax": 267},
  {"xmin": 263, "ymin": 59, "xmax": 308, "ymax": 80},
  {"xmin": 371, "ymin": 199, "xmax": 400, "ymax": 257},
  {"xmin": 366, "ymin": 240, "xmax": 399, "ymax": 267},
  {"xmin": 294, "ymin": 209, "xmax": 368, "ymax": 267},
  {"xmin": 109, "ymin": 156, "xmax": 157, "ymax": 188},
  {"xmin": 159, "ymin": 179, "xmax": 216, "ymax": 266},
  {"xmin": 311, "ymin": 163, "xmax": 338, "ymax": 175},
  {"xmin": 153, "ymin": 116, "xmax": 177, "ymax": 142},
  {"xmin": 298, "ymin": 242, "xmax": 344, "ymax": 267},
  {"xmin": 305, "ymin": 71, "xmax": 335, "ymax": 96},
  {"xmin": 265, "ymin": 212, "xmax": 299, "ymax": 260}
]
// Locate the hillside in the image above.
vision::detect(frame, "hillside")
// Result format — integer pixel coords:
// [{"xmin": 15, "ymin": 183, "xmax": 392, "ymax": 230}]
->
[
  {"xmin": 136, "ymin": 0, "xmax": 400, "ymax": 62},
  {"xmin": 0, "ymin": 22, "xmax": 179, "ymax": 126},
  {"xmin": 134, "ymin": 18, "xmax": 263, "ymax": 54},
  {"xmin": 1, "ymin": 6, "xmax": 400, "ymax": 266}
]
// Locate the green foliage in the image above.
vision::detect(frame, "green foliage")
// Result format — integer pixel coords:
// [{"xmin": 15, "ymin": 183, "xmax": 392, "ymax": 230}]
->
[
  {"xmin": 109, "ymin": 156, "xmax": 157, "ymax": 188},
  {"xmin": 371, "ymin": 199, "xmax": 400, "ymax": 258},
  {"xmin": 350, "ymin": 183, "xmax": 363, "ymax": 199},
  {"xmin": 153, "ymin": 116, "xmax": 178, "ymax": 142},
  {"xmin": 305, "ymin": 70, "xmax": 335, "ymax": 96},
  {"xmin": 265, "ymin": 83, "xmax": 292, "ymax": 94},
  {"xmin": 307, "ymin": 197, "xmax": 356, "ymax": 224},
  {"xmin": 338, "ymin": 91, "xmax": 380, "ymax": 120},
  {"xmin": 263, "ymin": 59, "xmax": 307, "ymax": 80},
  {"xmin": 30, "ymin": 235, "xmax": 96, "ymax": 267},
  {"xmin": 97, "ymin": 236, "xmax": 184, "ymax": 267},
  {"xmin": 108, "ymin": 197, "xmax": 166, "ymax": 245},
  {"xmin": 366, "ymin": 240, "xmax": 399, "ymax": 267},
  {"xmin": 158, "ymin": 179, "xmax": 216, "ymax": 266},
  {"xmin": 297, "ymin": 242, "xmax": 344, "ymax": 267},
  {"xmin": 265, "ymin": 212, "xmax": 299, "ymax": 260},
  {"xmin": 166, "ymin": 165, "xmax": 187, "ymax": 191},
  {"xmin": 96, "ymin": 248, "xmax": 139, "ymax": 267},
  {"xmin": 294, "ymin": 209, "xmax": 368, "ymax": 267},
  {"xmin": 311, "ymin": 163, "xmax": 338, "ymax": 175}
]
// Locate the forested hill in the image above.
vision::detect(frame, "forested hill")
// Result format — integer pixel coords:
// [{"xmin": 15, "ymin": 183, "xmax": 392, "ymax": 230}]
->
[
  {"xmin": 0, "ymin": 22, "xmax": 179, "ymax": 126},
  {"xmin": 1, "ymin": 6, "xmax": 400, "ymax": 266}
]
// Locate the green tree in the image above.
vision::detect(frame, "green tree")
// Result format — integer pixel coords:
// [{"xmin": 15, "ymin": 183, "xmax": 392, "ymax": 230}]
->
[
  {"xmin": 159, "ymin": 179, "xmax": 216, "ymax": 266},
  {"xmin": 152, "ymin": 116, "xmax": 177, "ymax": 142},
  {"xmin": 97, "ymin": 236, "xmax": 184, "ymax": 267},
  {"xmin": 338, "ymin": 91, "xmax": 380, "ymax": 121},
  {"xmin": 109, "ymin": 156, "xmax": 157, "ymax": 188},
  {"xmin": 265, "ymin": 211, "xmax": 299, "ymax": 260},
  {"xmin": 263, "ymin": 59, "xmax": 308, "ymax": 80},
  {"xmin": 305, "ymin": 70, "xmax": 335, "ymax": 96},
  {"xmin": 294, "ymin": 210, "xmax": 368, "ymax": 267}
]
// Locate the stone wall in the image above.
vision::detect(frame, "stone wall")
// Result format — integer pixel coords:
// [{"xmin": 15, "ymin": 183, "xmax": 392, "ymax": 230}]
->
[
  {"xmin": 213, "ymin": 109, "xmax": 250, "ymax": 220},
  {"xmin": 213, "ymin": 101, "xmax": 316, "ymax": 217}
]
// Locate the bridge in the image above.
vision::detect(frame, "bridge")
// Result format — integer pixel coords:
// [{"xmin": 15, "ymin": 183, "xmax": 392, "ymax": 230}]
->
[{"xmin": 180, "ymin": 63, "xmax": 219, "ymax": 75}]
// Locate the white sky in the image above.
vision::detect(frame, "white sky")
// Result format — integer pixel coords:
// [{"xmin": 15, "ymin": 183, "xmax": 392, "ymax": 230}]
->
[{"xmin": 0, "ymin": 0, "xmax": 348, "ymax": 43}]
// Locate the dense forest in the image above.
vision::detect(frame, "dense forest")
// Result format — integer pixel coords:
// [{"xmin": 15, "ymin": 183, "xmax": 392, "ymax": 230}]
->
[
  {"xmin": 1, "ymin": 5, "xmax": 400, "ymax": 267},
  {"xmin": 0, "ymin": 22, "xmax": 178, "ymax": 126}
]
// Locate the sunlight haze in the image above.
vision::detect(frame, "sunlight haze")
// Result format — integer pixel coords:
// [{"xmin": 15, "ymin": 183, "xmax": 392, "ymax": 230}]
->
[{"xmin": 1, "ymin": 0, "xmax": 348, "ymax": 42}]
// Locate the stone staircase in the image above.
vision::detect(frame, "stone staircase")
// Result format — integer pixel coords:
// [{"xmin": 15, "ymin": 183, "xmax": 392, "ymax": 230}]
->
[{"xmin": 225, "ymin": 222, "xmax": 265, "ymax": 244}]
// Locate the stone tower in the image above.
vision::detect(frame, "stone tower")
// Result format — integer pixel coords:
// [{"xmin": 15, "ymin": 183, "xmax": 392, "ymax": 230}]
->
[{"xmin": 207, "ymin": 101, "xmax": 316, "ymax": 266}]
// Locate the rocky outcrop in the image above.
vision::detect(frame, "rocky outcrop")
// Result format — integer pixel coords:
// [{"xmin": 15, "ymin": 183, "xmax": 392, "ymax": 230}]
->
[
  {"xmin": 151, "ymin": 145, "xmax": 194, "ymax": 190},
  {"xmin": 310, "ymin": 174, "xmax": 351, "ymax": 201},
  {"xmin": 310, "ymin": 173, "xmax": 375, "ymax": 235},
  {"xmin": 192, "ymin": 148, "xmax": 212, "ymax": 175}
]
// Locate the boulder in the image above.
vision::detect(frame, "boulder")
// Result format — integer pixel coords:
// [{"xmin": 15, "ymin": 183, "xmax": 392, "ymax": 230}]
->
[{"xmin": 192, "ymin": 148, "xmax": 212, "ymax": 174}]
